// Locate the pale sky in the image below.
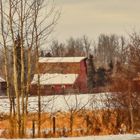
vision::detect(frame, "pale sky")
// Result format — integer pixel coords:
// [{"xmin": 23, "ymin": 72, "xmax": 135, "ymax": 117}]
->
[{"xmin": 53, "ymin": 0, "xmax": 140, "ymax": 41}]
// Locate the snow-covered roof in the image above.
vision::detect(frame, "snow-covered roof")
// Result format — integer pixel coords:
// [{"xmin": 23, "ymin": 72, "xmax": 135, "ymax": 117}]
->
[
  {"xmin": 0, "ymin": 77, "xmax": 5, "ymax": 82},
  {"xmin": 31, "ymin": 73, "xmax": 78, "ymax": 85},
  {"xmin": 39, "ymin": 57, "xmax": 86, "ymax": 63}
]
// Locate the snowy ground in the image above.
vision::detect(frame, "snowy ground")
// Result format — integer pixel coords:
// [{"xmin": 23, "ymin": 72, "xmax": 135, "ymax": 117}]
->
[
  {"xmin": 0, "ymin": 134, "xmax": 139, "ymax": 140},
  {"xmin": 0, "ymin": 94, "xmax": 139, "ymax": 140},
  {"xmin": 0, "ymin": 93, "xmax": 114, "ymax": 113},
  {"xmin": 40, "ymin": 134, "xmax": 140, "ymax": 140}
]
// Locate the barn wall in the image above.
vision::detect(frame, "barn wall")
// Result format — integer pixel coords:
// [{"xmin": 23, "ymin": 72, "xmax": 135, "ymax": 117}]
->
[
  {"xmin": 74, "ymin": 60, "xmax": 88, "ymax": 92},
  {"xmin": 31, "ymin": 84, "xmax": 77, "ymax": 95}
]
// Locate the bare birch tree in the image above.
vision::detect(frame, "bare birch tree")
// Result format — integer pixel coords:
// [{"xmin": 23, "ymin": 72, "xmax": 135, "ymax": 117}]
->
[{"xmin": 0, "ymin": 0, "xmax": 59, "ymax": 138}]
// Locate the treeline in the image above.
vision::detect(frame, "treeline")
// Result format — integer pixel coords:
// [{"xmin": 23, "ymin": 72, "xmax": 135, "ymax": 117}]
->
[
  {"xmin": 40, "ymin": 33, "xmax": 140, "ymax": 134},
  {"xmin": 40, "ymin": 34, "xmax": 139, "ymax": 89}
]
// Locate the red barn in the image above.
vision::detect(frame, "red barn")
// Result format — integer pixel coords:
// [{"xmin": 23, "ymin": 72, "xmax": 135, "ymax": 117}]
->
[{"xmin": 31, "ymin": 57, "xmax": 88, "ymax": 95}]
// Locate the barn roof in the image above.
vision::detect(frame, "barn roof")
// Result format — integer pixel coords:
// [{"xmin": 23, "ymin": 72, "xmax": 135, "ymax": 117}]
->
[
  {"xmin": 31, "ymin": 73, "xmax": 78, "ymax": 85},
  {"xmin": 0, "ymin": 77, "xmax": 5, "ymax": 82},
  {"xmin": 39, "ymin": 57, "xmax": 86, "ymax": 63}
]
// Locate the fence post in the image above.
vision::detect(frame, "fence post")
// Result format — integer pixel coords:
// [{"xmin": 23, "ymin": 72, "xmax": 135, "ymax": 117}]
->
[
  {"xmin": 86, "ymin": 115, "xmax": 90, "ymax": 134},
  {"xmin": 32, "ymin": 120, "xmax": 35, "ymax": 138},
  {"xmin": 52, "ymin": 116, "xmax": 56, "ymax": 135}
]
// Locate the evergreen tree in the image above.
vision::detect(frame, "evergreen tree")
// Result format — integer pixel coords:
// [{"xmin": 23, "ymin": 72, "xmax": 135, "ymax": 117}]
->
[{"xmin": 87, "ymin": 54, "xmax": 96, "ymax": 91}]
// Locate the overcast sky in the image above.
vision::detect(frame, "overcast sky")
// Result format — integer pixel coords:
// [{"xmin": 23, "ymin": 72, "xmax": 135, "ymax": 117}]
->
[{"xmin": 53, "ymin": 0, "xmax": 140, "ymax": 41}]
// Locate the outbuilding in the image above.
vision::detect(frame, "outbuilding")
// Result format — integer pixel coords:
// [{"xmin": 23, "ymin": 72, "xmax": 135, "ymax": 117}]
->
[{"xmin": 31, "ymin": 57, "xmax": 88, "ymax": 95}]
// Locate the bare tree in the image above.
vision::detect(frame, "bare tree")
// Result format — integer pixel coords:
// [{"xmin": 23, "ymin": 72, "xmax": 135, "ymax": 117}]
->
[
  {"xmin": 65, "ymin": 37, "xmax": 85, "ymax": 57},
  {"xmin": 49, "ymin": 40, "xmax": 65, "ymax": 56},
  {"xmin": 111, "ymin": 32, "xmax": 140, "ymax": 133},
  {"xmin": 82, "ymin": 35, "xmax": 92, "ymax": 57},
  {"xmin": 95, "ymin": 34, "xmax": 119, "ymax": 67},
  {"xmin": 0, "ymin": 1, "xmax": 14, "ymax": 137},
  {"xmin": 63, "ymin": 94, "xmax": 89, "ymax": 135},
  {"xmin": 0, "ymin": 0, "xmax": 59, "ymax": 138}
]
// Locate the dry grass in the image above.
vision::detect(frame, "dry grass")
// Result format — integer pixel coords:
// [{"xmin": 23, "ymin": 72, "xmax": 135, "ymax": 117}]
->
[{"xmin": 0, "ymin": 109, "xmax": 139, "ymax": 138}]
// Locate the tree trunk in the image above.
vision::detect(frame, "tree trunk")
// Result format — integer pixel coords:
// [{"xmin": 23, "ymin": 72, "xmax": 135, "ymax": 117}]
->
[
  {"xmin": 13, "ymin": 45, "xmax": 21, "ymax": 137},
  {"xmin": 128, "ymin": 82, "xmax": 134, "ymax": 133},
  {"xmin": 25, "ymin": 49, "xmax": 31, "ymax": 115},
  {"xmin": 0, "ymin": 1, "xmax": 14, "ymax": 136},
  {"xmin": 70, "ymin": 114, "xmax": 73, "ymax": 136},
  {"xmin": 20, "ymin": 0, "xmax": 25, "ymax": 136},
  {"xmin": 36, "ymin": 49, "xmax": 41, "ymax": 137}
]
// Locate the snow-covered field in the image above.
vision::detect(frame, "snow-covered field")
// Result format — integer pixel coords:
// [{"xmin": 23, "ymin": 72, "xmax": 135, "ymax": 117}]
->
[
  {"xmin": 0, "ymin": 134, "xmax": 139, "ymax": 140},
  {"xmin": 0, "ymin": 93, "xmax": 113, "ymax": 113},
  {"xmin": 39, "ymin": 134, "xmax": 140, "ymax": 140}
]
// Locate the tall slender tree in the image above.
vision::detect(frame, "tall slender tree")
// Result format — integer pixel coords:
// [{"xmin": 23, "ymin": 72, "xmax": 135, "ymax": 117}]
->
[{"xmin": 0, "ymin": 0, "xmax": 59, "ymax": 137}]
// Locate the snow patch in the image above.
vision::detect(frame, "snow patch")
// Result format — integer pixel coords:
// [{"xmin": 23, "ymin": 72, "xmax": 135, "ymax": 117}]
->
[
  {"xmin": 0, "ymin": 77, "xmax": 5, "ymax": 82},
  {"xmin": 0, "ymin": 93, "xmax": 113, "ymax": 113}
]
